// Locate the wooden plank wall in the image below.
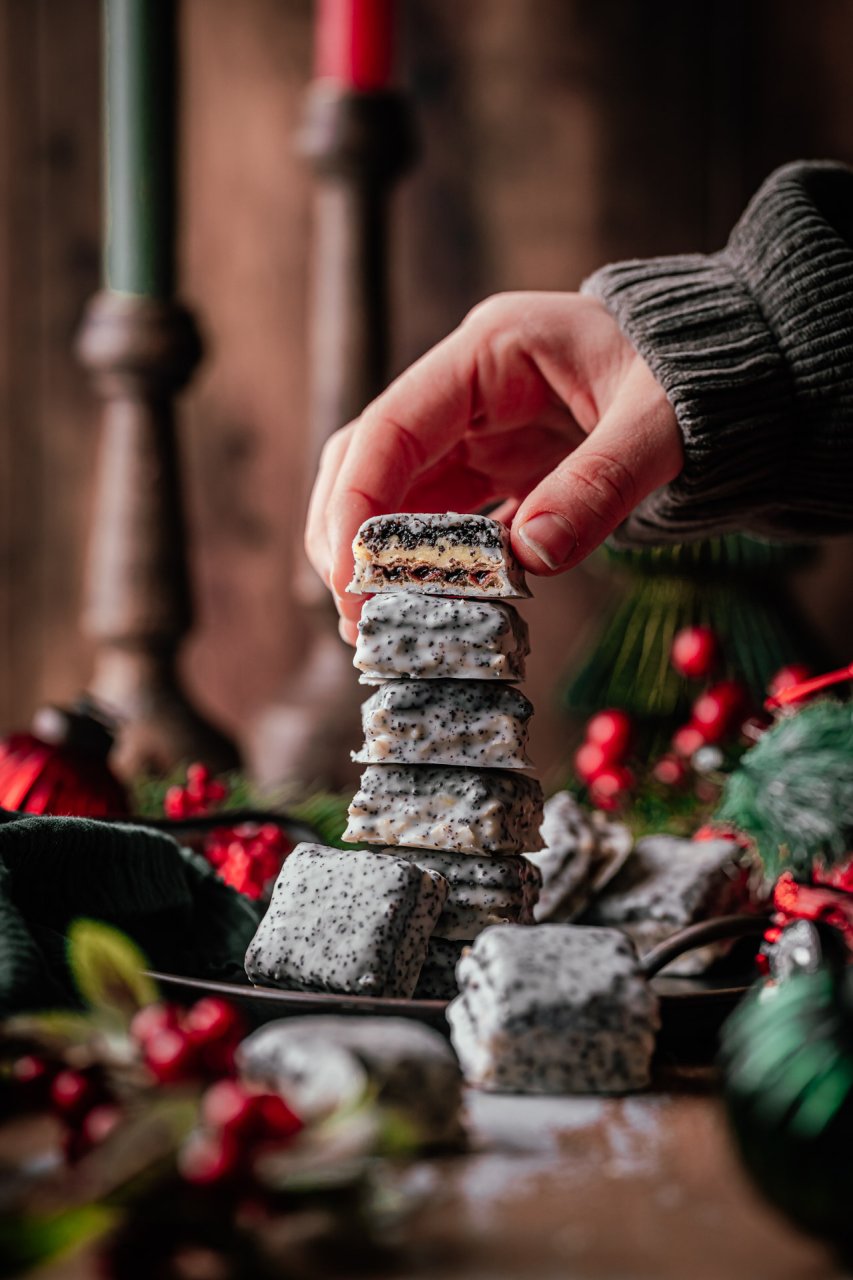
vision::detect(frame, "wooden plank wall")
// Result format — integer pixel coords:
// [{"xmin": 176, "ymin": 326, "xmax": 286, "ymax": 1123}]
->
[{"xmin": 1, "ymin": 0, "xmax": 852, "ymax": 773}]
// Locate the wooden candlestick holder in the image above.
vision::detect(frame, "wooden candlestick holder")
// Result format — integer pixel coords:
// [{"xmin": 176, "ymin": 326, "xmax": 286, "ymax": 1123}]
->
[
  {"xmin": 249, "ymin": 84, "xmax": 416, "ymax": 788},
  {"xmin": 76, "ymin": 290, "xmax": 238, "ymax": 779}
]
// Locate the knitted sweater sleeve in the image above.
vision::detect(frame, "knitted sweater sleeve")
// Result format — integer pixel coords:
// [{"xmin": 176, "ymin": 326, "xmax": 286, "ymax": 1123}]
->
[{"xmin": 581, "ymin": 161, "xmax": 853, "ymax": 544}]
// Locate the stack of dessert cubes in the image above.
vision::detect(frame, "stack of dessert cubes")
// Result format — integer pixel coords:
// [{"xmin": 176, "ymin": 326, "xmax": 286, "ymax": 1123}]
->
[
  {"xmin": 245, "ymin": 513, "xmax": 544, "ymax": 1001},
  {"xmin": 343, "ymin": 513, "xmax": 545, "ymax": 998}
]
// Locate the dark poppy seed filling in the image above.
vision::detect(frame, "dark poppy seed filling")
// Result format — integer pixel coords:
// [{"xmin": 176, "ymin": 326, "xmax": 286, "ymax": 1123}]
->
[{"xmin": 348, "ymin": 512, "xmax": 530, "ymax": 600}]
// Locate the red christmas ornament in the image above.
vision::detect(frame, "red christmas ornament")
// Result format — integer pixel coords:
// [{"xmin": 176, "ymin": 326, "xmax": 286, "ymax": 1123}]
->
[
  {"xmin": 691, "ymin": 680, "xmax": 748, "ymax": 743},
  {"xmin": 588, "ymin": 765, "xmax": 634, "ymax": 812},
  {"xmin": 670, "ymin": 625, "xmax": 719, "ymax": 679},
  {"xmin": 0, "ymin": 698, "xmax": 129, "ymax": 818},
  {"xmin": 584, "ymin": 709, "xmax": 633, "ymax": 763}
]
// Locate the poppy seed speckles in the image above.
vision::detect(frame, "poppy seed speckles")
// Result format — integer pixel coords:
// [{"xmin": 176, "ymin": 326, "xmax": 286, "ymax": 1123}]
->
[
  {"xmin": 353, "ymin": 678, "xmax": 534, "ymax": 770},
  {"xmin": 354, "ymin": 593, "xmax": 529, "ymax": 684},
  {"xmin": 344, "ymin": 765, "xmax": 545, "ymax": 856},
  {"xmin": 447, "ymin": 924, "xmax": 660, "ymax": 1093},
  {"xmin": 244, "ymin": 844, "xmax": 448, "ymax": 998}
]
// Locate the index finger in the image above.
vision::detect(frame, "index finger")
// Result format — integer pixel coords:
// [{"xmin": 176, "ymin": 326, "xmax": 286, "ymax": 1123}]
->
[{"xmin": 325, "ymin": 326, "xmax": 475, "ymax": 612}]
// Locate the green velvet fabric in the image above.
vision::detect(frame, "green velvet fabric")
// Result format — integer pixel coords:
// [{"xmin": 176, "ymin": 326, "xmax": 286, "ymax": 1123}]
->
[{"xmin": 0, "ymin": 809, "xmax": 260, "ymax": 1015}]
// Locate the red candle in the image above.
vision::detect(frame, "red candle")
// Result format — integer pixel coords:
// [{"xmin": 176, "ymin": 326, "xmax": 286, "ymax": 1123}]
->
[{"xmin": 315, "ymin": 0, "xmax": 396, "ymax": 91}]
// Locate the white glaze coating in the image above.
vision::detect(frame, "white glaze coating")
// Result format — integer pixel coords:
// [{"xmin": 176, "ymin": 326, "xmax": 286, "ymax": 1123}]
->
[
  {"xmin": 344, "ymin": 764, "xmax": 545, "ymax": 855},
  {"xmin": 354, "ymin": 679, "xmax": 533, "ymax": 770},
  {"xmin": 447, "ymin": 924, "xmax": 660, "ymax": 1094},
  {"xmin": 399, "ymin": 849, "xmax": 541, "ymax": 940},
  {"xmin": 348, "ymin": 512, "xmax": 530, "ymax": 599},
  {"xmin": 237, "ymin": 1016, "xmax": 464, "ymax": 1143},
  {"xmin": 244, "ymin": 843, "xmax": 448, "ymax": 998},
  {"xmin": 414, "ymin": 937, "xmax": 466, "ymax": 999},
  {"xmin": 527, "ymin": 792, "xmax": 633, "ymax": 923},
  {"xmin": 354, "ymin": 592, "xmax": 529, "ymax": 684},
  {"xmin": 583, "ymin": 835, "xmax": 747, "ymax": 975}
]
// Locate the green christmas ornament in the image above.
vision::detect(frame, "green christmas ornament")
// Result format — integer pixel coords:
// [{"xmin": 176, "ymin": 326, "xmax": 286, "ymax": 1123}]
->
[
  {"xmin": 720, "ymin": 964, "xmax": 853, "ymax": 1260},
  {"xmin": 717, "ymin": 700, "xmax": 853, "ymax": 881}
]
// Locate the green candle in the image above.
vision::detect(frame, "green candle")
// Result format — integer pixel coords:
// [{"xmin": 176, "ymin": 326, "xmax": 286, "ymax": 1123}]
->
[{"xmin": 104, "ymin": 0, "xmax": 176, "ymax": 297}]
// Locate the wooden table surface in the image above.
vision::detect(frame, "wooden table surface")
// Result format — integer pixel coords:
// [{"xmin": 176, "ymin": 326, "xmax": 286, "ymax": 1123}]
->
[{"xmin": 30, "ymin": 1086, "xmax": 840, "ymax": 1280}]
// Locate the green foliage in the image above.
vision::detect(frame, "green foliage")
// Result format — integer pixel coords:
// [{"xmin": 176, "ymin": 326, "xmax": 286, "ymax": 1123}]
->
[
  {"xmin": 67, "ymin": 919, "xmax": 157, "ymax": 1022},
  {"xmin": 289, "ymin": 790, "xmax": 350, "ymax": 849},
  {"xmin": 721, "ymin": 967, "xmax": 853, "ymax": 1255},
  {"xmin": 0, "ymin": 1205, "xmax": 116, "ymax": 1278},
  {"xmin": 717, "ymin": 700, "xmax": 853, "ymax": 879},
  {"xmin": 565, "ymin": 537, "xmax": 825, "ymax": 735}
]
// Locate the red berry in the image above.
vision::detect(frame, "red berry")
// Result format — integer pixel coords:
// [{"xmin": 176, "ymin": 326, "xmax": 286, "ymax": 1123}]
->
[
  {"xmin": 50, "ymin": 1069, "xmax": 100, "ymax": 1120},
  {"xmin": 254, "ymin": 1093, "xmax": 303, "ymax": 1142},
  {"xmin": 179, "ymin": 1127, "xmax": 242, "ymax": 1186},
  {"xmin": 574, "ymin": 741, "xmax": 609, "ymax": 783},
  {"xmin": 672, "ymin": 724, "xmax": 705, "ymax": 757},
  {"xmin": 144, "ymin": 1028, "xmax": 198, "ymax": 1083},
  {"xmin": 186, "ymin": 763, "xmax": 210, "ymax": 788},
  {"xmin": 652, "ymin": 754, "xmax": 688, "ymax": 787},
  {"xmin": 588, "ymin": 766, "xmax": 634, "ymax": 812},
  {"xmin": 82, "ymin": 1103, "xmax": 121, "ymax": 1146},
  {"xmin": 164, "ymin": 785, "xmax": 190, "ymax": 819},
  {"xmin": 767, "ymin": 664, "xmax": 812, "ymax": 697},
  {"xmin": 584, "ymin": 710, "xmax": 633, "ymax": 763},
  {"xmin": 205, "ymin": 780, "xmax": 228, "ymax": 804},
  {"xmin": 671, "ymin": 626, "xmax": 719, "ymax": 679},
  {"xmin": 184, "ymin": 998, "xmax": 245, "ymax": 1047},
  {"xmin": 201, "ymin": 1079, "xmax": 258, "ymax": 1135},
  {"xmin": 692, "ymin": 680, "xmax": 747, "ymax": 742},
  {"xmin": 130, "ymin": 1002, "xmax": 180, "ymax": 1046},
  {"xmin": 11, "ymin": 1055, "xmax": 55, "ymax": 1107}
]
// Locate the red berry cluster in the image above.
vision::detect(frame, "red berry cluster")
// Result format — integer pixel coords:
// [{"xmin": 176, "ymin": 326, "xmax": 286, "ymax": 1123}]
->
[
  {"xmin": 11, "ymin": 1055, "xmax": 121, "ymax": 1163},
  {"xmin": 179, "ymin": 1078, "xmax": 303, "ymax": 1187},
  {"xmin": 131, "ymin": 997, "xmax": 247, "ymax": 1082},
  {"xmin": 164, "ymin": 764, "xmax": 291, "ymax": 900},
  {"xmin": 164, "ymin": 763, "xmax": 228, "ymax": 819},
  {"xmin": 574, "ymin": 710, "xmax": 634, "ymax": 811},
  {"xmin": 205, "ymin": 824, "xmax": 290, "ymax": 901}
]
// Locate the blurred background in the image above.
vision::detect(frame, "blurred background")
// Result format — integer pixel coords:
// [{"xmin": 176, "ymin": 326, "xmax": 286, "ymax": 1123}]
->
[{"xmin": 1, "ymin": 0, "xmax": 853, "ymax": 783}]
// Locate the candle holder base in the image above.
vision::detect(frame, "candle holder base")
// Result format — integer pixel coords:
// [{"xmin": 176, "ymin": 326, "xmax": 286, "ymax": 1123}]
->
[{"xmin": 77, "ymin": 290, "xmax": 239, "ymax": 780}]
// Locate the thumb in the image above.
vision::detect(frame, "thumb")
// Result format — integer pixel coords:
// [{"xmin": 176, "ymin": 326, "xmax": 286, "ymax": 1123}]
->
[{"xmin": 511, "ymin": 358, "xmax": 682, "ymax": 573}]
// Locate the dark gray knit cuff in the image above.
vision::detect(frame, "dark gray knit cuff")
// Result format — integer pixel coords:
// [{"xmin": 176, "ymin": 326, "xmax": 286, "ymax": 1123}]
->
[{"xmin": 582, "ymin": 161, "xmax": 853, "ymax": 544}]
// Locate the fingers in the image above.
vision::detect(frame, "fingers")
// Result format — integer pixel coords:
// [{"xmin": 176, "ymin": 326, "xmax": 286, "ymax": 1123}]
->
[
  {"xmin": 512, "ymin": 354, "xmax": 683, "ymax": 573},
  {"xmin": 305, "ymin": 424, "xmax": 354, "ymax": 587},
  {"xmin": 323, "ymin": 300, "xmax": 556, "ymax": 611}
]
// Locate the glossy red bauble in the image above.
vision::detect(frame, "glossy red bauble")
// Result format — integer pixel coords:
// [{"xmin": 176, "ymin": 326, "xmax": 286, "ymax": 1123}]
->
[
  {"xmin": 670, "ymin": 626, "xmax": 718, "ymax": 679},
  {"xmin": 584, "ymin": 710, "xmax": 633, "ymax": 763}
]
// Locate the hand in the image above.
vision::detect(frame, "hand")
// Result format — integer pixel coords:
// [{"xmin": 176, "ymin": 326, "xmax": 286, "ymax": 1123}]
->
[{"xmin": 306, "ymin": 291, "xmax": 683, "ymax": 642}]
